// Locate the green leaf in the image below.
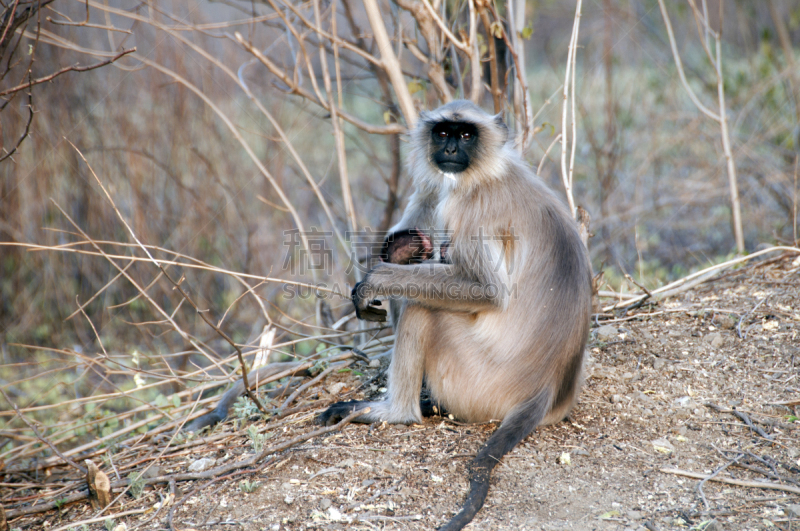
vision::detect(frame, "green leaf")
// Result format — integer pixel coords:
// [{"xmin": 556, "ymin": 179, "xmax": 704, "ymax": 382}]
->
[
  {"xmin": 407, "ymin": 80, "xmax": 424, "ymax": 94},
  {"xmin": 521, "ymin": 24, "xmax": 533, "ymax": 40}
]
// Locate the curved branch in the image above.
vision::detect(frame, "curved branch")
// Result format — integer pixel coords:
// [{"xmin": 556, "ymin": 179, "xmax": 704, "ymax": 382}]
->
[{"xmin": 656, "ymin": 0, "xmax": 720, "ymax": 122}]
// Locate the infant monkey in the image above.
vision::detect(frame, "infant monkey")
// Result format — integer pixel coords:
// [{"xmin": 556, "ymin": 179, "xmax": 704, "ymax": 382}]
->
[
  {"xmin": 379, "ymin": 228, "xmax": 432, "ymax": 265},
  {"xmin": 380, "ymin": 228, "xmax": 449, "ymax": 266}
]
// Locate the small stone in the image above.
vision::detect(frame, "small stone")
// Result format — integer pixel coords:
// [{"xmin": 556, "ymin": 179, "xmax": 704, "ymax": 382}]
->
[
  {"xmin": 327, "ymin": 382, "xmax": 346, "ymax": 396},
  {"xmin": 650, "ymin": 439, "xmax": 675, "ymax": 455},
  {"xmin": 362, "ymin": 479, "xmax": 375, "ymax": 488},
  {"xmin": 668, "ymin": 329, "xmax": 681, "ymax": 337},
  {"xmin": 596, "ymin": 325, "xmax": 618, "ymax": 340},
  {"xmin": 141, "ymin": 466, "xmax": 161, "ymax": 478},
  {"xmin": 622, "ymin": 372, "xmax": 634, "ymax": 380},
  {"xmin": 377, "ymin": 460, "xmax": 397, "ymax": 474},
  {"xmin": 284, "ymin": 494, "xmax": 294, "ymax": 505},
  {"xmin": 704, "ymin": 332, "xmax": 724, "ymax": 348},
  {"xmin": 786, "ymin": 505, "xmax": 800, "ymax": 517},
  {"xmin": 674, "ymin": 408, "xmax": 691, "ymax": 420},
  {"xmin": 573, "ymin": 447, "xmax": 590, "ymax": 457},
  {"xmin": 718, "ymin": 315, "xmax": 736, "ymax": 329},
  {"xmin": 320, "ymin": 498, "xmax": 332, "ymax": 510},
  {"xmin": 610, "ymin": 394, "xmax": 623, "ymax": 404},
  {"xmin": 341, "ymin": 458, "xmax": 355, "ymax": 468},
  {"xmin": 187, "ymin": 457, "xmax": 216, "ymax": 472},
  {"xmin": 626, "ymin": 510, "xmax": 642, "ymax": 520},
  {"xmin": 673, "ymin": 396, "xmax": 694, "ymax": 408},
  {"xmin": 369, "ymin": 359, "xmax": 381, "ymax": 368},
  {"xmin": 653, "ymin": 358, "xmax": 666, "ymax": 370},
  {"xmin": 702, "ymin": 519, "xmax": 722, "ymax": 531},
  {"xmin": 651, "ymin": 438, "xmax": 674, "ymax": 454}
]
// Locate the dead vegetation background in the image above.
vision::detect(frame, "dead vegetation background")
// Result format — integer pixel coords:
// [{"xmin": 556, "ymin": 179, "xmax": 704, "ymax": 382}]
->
[{"xmin": 0, "ymin": 0, "xmax": 799, "ymax": 530}]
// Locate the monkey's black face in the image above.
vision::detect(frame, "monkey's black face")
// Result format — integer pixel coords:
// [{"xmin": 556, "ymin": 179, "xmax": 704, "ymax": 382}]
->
[{"xmin": 430, "ymin": 121, "xmax": 479, "ymax": 174}]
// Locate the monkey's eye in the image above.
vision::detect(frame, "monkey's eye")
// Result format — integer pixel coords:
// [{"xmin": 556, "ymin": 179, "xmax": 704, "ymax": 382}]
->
[
  {"xmin": 438, "ymin": 131, "xmax": 448, "ymax": 139},
  {"xmin": 461, "ymin": 132, "xmax": 472, "ymax": 141}
]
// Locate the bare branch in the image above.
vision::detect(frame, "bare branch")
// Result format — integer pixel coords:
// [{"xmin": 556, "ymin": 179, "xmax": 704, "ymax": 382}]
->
[
  {"xmin": 656, "ymin": 0, "xmax": 720, "ymax": 121},
  {"xmin": 363, "ymin": 0, "xmax": 418, "ymax": 126},
  {"xmin": 0, "ymin": 48, "xmax": 134, "ymax": 96}
]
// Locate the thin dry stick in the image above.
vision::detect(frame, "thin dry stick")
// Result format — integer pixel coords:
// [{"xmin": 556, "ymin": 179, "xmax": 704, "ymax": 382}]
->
[
  {"xmin": 467, "ymin": 0, "xmax": 482, "ymax": 103},
  {"xmin": 0, "ymin": 48, "xmax": 134, "ymax": 96},
  {"xmin": 363, "ymin": 0, "xmax": 418, "ymax": 127},
  {"xmin": 419, "ymin": 0, "xmax": 468, "ymax": 52},
  {"xmin": 661, "ymin": 468, "xmax": 800, "ymax": 496},
  {"xmin": 313, "ymin": 0, "xmax": 357, "ymax": 245},
  {"xmin": 507, "ymin": 0, "xmax": 532, "ymax": 151},
  {"xmin": 697, "ymin": 454, "xmax": 742, "ymax": 511},
  {"xmin": 477, "ymin": 4, "xmax": 501, "ymax": 112},
  {"xmin": 559, "ymin": 0, "xmax": 582, "ymax": 218},
  {"xmin": 537, "ymin": 133, "xmax": 562, "ymax": 176},
  {"xmin": 602, "ymin": 246, "xmax": 800, "ymax": 312},
  {"xmin": 279, "ymin": 360, "xmax": 351, "ymax": 412},
  {"xmin": 656, "ymin": 0, "xmax": 719, "ymax": 121},
  {"xmin": 794, "ymin": 156, "xmax": 798, "ymax": 245},
  {"xmin": 712, "ymin": 24, "xmax": 744, "ymax": 254}
]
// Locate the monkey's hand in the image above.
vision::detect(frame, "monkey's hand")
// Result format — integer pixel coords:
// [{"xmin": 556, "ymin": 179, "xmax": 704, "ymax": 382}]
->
[{"xmin": 352, "ymin": 280, "xmax": 387, "ymax": 321}]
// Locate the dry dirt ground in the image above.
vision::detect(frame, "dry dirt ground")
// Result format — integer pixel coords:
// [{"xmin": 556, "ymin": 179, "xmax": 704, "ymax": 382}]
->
[{"xmin": 10, "ymin": 254, "xmax": 800, "ymax": 531}]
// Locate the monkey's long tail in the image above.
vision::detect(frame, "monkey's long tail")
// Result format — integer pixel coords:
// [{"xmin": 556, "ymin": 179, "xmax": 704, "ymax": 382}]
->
[
  {"xmin": 182, "ymin": 362, "xmax": 307, "ymax": 433},
  {"xmin": 439, "ymin": 390, "xmax": 551, "ymax": 531}
]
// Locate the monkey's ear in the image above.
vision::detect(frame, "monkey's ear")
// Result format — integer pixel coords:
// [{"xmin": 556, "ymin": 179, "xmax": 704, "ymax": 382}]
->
[{"xmin": 493, "ymin": 113, "xmax": 509, "ymax": 143}]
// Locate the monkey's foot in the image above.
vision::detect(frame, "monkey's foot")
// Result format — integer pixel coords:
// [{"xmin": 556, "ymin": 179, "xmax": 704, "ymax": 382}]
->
[{"xmin": 317, "ymin": 400, "xmax": 374, "ymax": 426}]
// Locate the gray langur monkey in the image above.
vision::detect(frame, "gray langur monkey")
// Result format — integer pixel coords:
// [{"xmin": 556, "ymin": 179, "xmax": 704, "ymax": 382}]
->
[{"xmin": 319, "ymin": 100, "xmax": 593, "ymax": 531}]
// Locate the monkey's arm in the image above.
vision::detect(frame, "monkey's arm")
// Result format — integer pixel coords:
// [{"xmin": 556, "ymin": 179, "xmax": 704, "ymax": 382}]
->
[{"xmin": 354, "ymin": 258, "xmax": 510, "ymax": 315}]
